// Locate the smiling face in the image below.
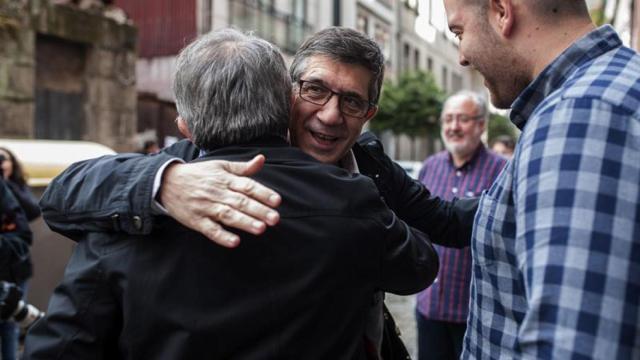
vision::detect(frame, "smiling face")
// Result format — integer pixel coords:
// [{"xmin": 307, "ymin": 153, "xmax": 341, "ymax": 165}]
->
[
  {"xmin": 441, "ymin": 96, "xmax": 485, "ymax": 159},
  {"xmin": 290, "ymin": 55, "xmax": 377, "ymax": 164},
  {"xmin": 444, "ymin": 0, "xmax": 530, "ymax": 109}
]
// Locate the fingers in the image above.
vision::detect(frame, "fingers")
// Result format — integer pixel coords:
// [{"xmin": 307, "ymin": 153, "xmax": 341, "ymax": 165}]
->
[
  {"xmin": 225, "ymin": 155, "xmax": 265, "ymax": 177},
  {"xmin": 208, "ymin": 202, "xmax": 269, "ymax": 235},
  {"xmin": 196, "ymin": 218, "xmax": 241, "ymax": 248},
  {"xmin": 224, "ymin": 156, "xmax": 282, "ymax": 208},
  {"xmin": 160, "ymin": 156, "xmax": 281, "ymax": 246},
  {"xmin": 227, "ymin": 177, "xmax": 280, "ymax": 221}
]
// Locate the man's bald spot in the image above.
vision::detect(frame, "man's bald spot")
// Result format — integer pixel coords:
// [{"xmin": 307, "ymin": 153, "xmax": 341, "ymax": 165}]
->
[
  {"xmin": 526, "ymin": 0, "xmax": 589, "ymax": 19},
  {"xmin": 463, "ymin": 0, "xmax": 589, "ymax": 19}
]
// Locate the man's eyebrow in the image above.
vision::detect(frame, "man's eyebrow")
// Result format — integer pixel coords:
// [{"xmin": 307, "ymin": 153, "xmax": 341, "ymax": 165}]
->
[{"xmin": 301, "ymin": 76, "xmax": 326, "ymax": 85}]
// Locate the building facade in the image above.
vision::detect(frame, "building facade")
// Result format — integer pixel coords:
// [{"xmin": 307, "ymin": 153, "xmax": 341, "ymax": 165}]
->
[
  {"xmin": 117, "ymin": 0, "xmax": 482, "ymax": 158},
  {"xmin": 0, "ymin": 0, "xmax": 137, "ymax": 151}
]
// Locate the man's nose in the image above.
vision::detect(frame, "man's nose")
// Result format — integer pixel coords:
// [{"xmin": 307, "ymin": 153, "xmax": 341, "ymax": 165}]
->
[
  {"xmin": 449, "ymin": 119, "xmax": 462, "ymax": 130},
  {"xmin": 316, "ymin": 95, "xmax": 343, "ymax": 125},
  {"xmin": 459, "ymin": 52, "xmax": 469, "ymax": 67}
]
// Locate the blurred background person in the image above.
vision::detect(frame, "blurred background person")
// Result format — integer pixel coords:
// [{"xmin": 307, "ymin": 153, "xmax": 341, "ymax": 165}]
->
[
  {"xmin": 0, "ymin": 147, "xmax": 39, "ymax": 360},
  {"xmin": 414, "ymin": 91, "xmax": 506, "ymax": 360},
  {"xmin": 490, "ymin": 135, "xmax": 515, "ymax": 159},
  {"xmin": 140, "ymin": 140, "xmax": 160, "ymax": 155},
  {"xmin": 0, "ymin": 148, "xmax": 41, "ymax": 223}
]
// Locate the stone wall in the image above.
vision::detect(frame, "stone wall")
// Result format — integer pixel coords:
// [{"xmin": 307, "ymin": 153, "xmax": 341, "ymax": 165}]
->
[{"xmin": 0, "ymin": 0, "xmax": 137, "ymax": 151}]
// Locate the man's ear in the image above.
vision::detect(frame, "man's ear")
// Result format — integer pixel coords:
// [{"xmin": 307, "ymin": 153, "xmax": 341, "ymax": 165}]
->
[
  {"xmin": 365, "ymin": 105, "xmax": 378, "ymax": 121},
  {"xmin": 490, "ymin": 0, "xmax": 515, "ymax": 38},
  {"xmin": 478, "ymin": 118, "xmax": 487, "ymax": 133},
  {"xmin": 176, "ymin": 117, "xmax": 192, "ymax": 140}
]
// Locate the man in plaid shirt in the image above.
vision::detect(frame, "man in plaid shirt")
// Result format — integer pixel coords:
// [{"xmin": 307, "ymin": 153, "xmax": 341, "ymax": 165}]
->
[{"xmin": 444, "ymin": 0, "xmax": 639, "ymax": 358}]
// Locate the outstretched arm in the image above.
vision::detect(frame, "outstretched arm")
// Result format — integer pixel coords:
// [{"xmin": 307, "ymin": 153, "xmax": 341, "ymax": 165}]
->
[
  {"xmin": 355, "ymin": 133, "xmax": 477, "ymax": 249},
  {"xmin": 40, "ymin": 139, "xmax": 280, "ymax": 247}
]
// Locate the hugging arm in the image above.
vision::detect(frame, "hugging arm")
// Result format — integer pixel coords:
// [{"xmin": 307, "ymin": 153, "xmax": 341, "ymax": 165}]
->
[
  {"xmin": 40, "ymin": 140, "xmax": 281, "ymax": 247},
  {"xmin": 376, "ymin": 208, "xmax": 439, "ymax": 295},
  {"xmin": 354, "ymin": 132, "xmax": 477, "ymax": 249}
]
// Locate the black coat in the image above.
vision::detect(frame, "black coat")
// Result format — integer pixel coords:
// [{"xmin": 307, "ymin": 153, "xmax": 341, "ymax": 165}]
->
[
  {"xmin": 26, "ymin": 139, "xmax": 437, "ymax": 359},
  {"xmin": 0, "ymin": 179, "xmax": 32, "ymax": 283}
]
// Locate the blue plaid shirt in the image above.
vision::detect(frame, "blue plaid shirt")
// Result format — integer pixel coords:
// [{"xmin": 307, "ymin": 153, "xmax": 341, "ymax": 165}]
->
[{"xmin": 462, "ymin": 26, "xmax": 640, "ymax": 359}]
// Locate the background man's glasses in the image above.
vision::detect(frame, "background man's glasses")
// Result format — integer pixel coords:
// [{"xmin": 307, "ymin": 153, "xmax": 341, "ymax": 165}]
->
[
  {"xmin": 297, "ymin": 80, "xmax": 373, "ymax": 118},
  {"xmin": 441, "ymin": 114, "xmax": 484, "ymax": 125}
]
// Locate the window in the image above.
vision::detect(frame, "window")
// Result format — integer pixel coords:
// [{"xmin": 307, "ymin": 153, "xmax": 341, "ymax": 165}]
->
[
  {"xmin": 292, "ymin": 0, "xmax": 306, "ymax": 22},
  {"xmin": 441, "ymin": 66, "xmax": 448, "ymax": 92},
  {"xmin": 427, "ymin": 57, "xmax": 433, "ymax": 72},
  {"xmin": 452, "ymin": 73, "xmax": 463, "ymax": 93},
  {"xmin": 357, "ymin": 13, "xmax": 369, "ymax": 35},
  {"xmin": 374, "ymin": 21, "xmax": 392, "ymax": 63},
  {"xmin": 404, "ymin": 43, "xmax": 411, "ymax": 72},
  {"xmin": 414, "ymin": 49, "xmax": 420, "ymax": 71}
]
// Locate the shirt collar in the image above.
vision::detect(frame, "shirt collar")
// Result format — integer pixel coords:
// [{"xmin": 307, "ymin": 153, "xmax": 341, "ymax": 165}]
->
[
  {"xmin": 448, "ymin": 144, "xmax": 487, "ymax": 171},
  {"xmin": 198, "ymin": 135, "xmax": 289, "ymax": 158},
  {"xmin": 510, "ymin": 25, "xmax": 622, "ymax": 130},
  {"xmin": 338, "ymin": 149, "xmax": 360, "ymax": 174}
]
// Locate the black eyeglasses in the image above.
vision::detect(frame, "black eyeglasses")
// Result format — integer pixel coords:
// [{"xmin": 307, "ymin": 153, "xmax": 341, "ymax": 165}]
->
[{"xmin": 297, "ymin": 80, "xmax": 374, "ymax": 118}]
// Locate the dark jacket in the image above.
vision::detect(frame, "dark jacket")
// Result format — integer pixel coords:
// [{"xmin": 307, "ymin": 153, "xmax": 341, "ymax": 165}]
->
[
  {"xmin": 26, "ymin": 139, "xmax": 437, "ymax": 359},
  {"xmin": 39, "ymin": 132, "xmax": 476, "ymax": 247},
  {"xmin": 5, "ymin": 181, "xmax": 41, "ymax": 223},
  {"xmin": 0, "ymin": 179, "xmax": 32, "ymax": 283}
]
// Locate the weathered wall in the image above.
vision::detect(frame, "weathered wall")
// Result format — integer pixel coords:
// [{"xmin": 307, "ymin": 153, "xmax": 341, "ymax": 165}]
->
[{"xmin": 0, "ymin": 0, "xmax": 137, "ymax": 151}]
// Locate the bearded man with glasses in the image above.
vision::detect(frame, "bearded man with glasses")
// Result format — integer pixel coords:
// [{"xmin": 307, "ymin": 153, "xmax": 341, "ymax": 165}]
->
[{"xmin": 414, "ymin": 91, "xmax": 506, "ymax": 360}]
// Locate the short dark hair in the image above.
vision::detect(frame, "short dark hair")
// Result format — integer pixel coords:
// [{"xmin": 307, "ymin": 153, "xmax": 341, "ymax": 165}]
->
[
  {"xmin": 491, "ymin": 135, "xmax": 516, "ymax": 151},
  {"xmin": 290, "ymin": 27, "xmax": 385, "ymax": 104},
  {"xmin": 173, "ymin": 28, "xmax": 291, "ymax": 151}
]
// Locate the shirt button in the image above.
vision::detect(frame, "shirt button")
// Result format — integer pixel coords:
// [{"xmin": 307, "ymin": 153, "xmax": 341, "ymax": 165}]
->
[
  {"xmin": 456, "ymin": 171, "xmax": 462, "ymax": 177},
  {"xmin": 452, "ymin": 187, "xmax": 459, "ymax": 194},
  {"xmin": 133, "ymin": 215, "xmax": 143, "ymax": 230}
]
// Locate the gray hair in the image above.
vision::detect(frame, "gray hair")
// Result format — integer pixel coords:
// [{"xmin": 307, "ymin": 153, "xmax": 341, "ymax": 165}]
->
[
  {"xmin": 443, "ymin": 90, "xmax": 488, "ymax": 122},
  {"xmin": 173, "ymin": 28, "xmax": 291, "ymax": 151},
  {"xmin": 290, "ymin": 27, "xmax": 385, "ymax": 104}
]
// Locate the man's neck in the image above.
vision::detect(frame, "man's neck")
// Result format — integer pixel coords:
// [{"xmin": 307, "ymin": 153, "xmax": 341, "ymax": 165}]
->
[
  {"xmin": 524, "ymin": 20, "xmax": 596, "ymax": 79},
  {"xmin": 338, "ymin": 149, "xmax": 359, "ymax": 174},
  {"xmin": 451, "ymin": 150, "xmax": 474, "ymax": 168}
]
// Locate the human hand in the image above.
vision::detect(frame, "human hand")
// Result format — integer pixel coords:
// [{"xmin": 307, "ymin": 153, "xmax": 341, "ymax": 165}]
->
[{"xmin": 159, "ymin": 155, "xmax": 281, "ymax": 247}]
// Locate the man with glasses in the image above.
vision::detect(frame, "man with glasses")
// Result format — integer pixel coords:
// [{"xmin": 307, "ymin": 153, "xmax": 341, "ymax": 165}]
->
[
  {"xmin": 414, "ymin": 91, "xmax": 506, "ymax": 360},
  {"xmin": 26, "ymin": 28, "xmax": 438, "ymax": 359},
  {"xmin": 40, "ymin": 27, "xmax": 475, "ymax": 358}
]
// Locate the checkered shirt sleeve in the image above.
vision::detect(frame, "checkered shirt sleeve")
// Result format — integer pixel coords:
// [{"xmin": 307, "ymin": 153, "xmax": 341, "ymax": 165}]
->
[
  {"xmin": 513, "ymin": 97, "xmax": 640, "ymax": 359},
  {"xmin": 463, "ymin": 26, "xmax": 640, "ymax": 360}
]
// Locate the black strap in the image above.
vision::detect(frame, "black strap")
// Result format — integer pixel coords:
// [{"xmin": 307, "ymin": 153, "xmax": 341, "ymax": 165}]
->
[{"xmin": 380, "ymin": 303, "xmax": 411, "ymax": 360}]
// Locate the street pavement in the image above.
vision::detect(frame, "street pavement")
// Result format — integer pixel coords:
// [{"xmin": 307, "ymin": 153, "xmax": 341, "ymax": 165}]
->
[{"xmin": 386, "ymin": 293, "xmax": 418, "ymax": 359}]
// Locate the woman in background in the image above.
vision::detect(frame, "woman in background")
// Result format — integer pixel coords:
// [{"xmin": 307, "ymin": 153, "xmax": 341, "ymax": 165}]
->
[
  {"xmin": 0, "ymin": 148, "xmax": 40, "ymax": 222},
  {"xmin": 0, "ymin": 147, "xmax": 38, "ymax": 360}
]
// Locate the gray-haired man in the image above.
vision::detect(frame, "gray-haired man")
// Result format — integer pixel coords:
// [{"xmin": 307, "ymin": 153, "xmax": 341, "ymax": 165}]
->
[{"xmin": 24, "ymin": 28, "xmax": 437, "ymax": 359}]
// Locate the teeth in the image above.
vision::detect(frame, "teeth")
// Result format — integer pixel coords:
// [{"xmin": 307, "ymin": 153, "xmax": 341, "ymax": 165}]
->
[{"xmin": 314, "ymin": 133, "xmax": 337, "ymax": 141}]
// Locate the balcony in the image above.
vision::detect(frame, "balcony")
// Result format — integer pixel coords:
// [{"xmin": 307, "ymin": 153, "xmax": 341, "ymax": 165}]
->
[{"xmin": 229, "ymin": 0, "xmax": 313, "ymax": 54}]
